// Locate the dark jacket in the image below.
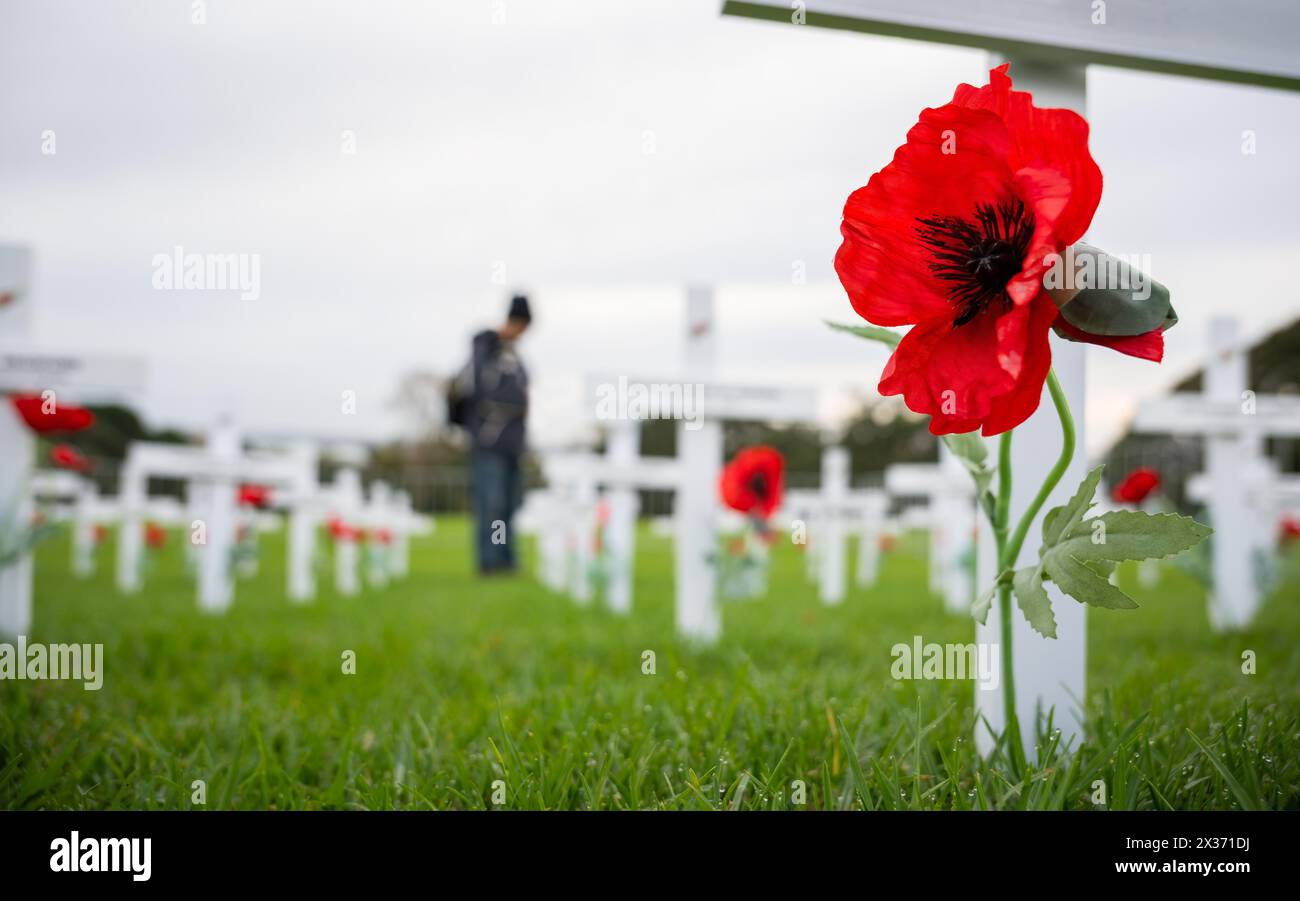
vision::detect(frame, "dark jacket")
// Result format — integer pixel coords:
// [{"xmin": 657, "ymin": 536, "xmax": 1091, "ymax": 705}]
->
[{"xmin": 468, "ymin": 329, "xmax": 529, "ymax": 457}]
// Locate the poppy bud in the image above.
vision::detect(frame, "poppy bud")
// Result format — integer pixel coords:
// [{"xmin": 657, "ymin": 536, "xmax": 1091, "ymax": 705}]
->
[{"xmin": 1046, "ymin": 243, "xmax": 1176, "ymax": 361}]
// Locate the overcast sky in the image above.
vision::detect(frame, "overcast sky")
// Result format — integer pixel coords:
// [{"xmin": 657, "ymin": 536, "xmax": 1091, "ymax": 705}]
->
[{"xmin": 2, "ymin": 0, "xmax": 1298, "ymax": 456}]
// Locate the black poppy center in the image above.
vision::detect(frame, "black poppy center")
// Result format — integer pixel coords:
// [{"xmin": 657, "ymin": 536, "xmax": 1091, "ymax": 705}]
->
[
  {"xmin": 748, "ymin": 471, "xmax": 770, "ymax": 501},
  {"xmin": 915, "ymin": 198, "xmax": 1035, "ymax": 327}
]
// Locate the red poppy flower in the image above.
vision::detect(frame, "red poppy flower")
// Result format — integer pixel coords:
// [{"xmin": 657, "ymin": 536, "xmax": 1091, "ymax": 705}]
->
[
  {"xmin": 145, "ymin": 522, "xmax": 167, "ymax": 549},
  {"xmin": 238, "ymin": 484, "xmax": 271, "ymax": 508},
  {"xmin": 1279, "ymin": 516, "xmax": 1300, "ymax": 544},
  {"xmin": 93, "ymin": 524, "xmax": 108, "ymax": 545},
  {"xmin": 50, "ymin": 443, "xmax": 92, "ymax": 473},
  {"xmin": 1112, "ymin": 467, "xmax": 1161, "ymax": 505},
  {"xmin": 328, "ymin": 517, "xmax": 359, "ymax": 542},
  {"xmin": 719, "ymin": 446, "xmax": 784, "ymax": 519},
  {"xmin": 9, "ymin": 393, "xmax": 95, "ymax": 434},
  {"xmin": 835, "ymin": 65, "xmax": 1161, "ymax": 436}
]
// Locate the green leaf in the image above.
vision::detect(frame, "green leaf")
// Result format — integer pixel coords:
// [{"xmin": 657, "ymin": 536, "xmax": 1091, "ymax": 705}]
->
[
  {"xmin": 942, "ymin": 432, "xmax": 995, "ymax": 503},
  {"xmin": 0, "ymin": 521, "xmax": 61, "ymax": 565},
  {"xmin": 825, "ymin": 320, "xmax": 901, "ymax": 349},
  {"xmin": 1045, "ymin": 553, "xmax": 1139, "ymax": 610},
  {"xmin": 943, "ymin": 431, "xmax": 987, "ymax": 466},
  {"xmin": 1041, "ymin": 465, "xmax": 1104, "ymax": 548},
  {"xmin": 1012, "ymin": 565, "xmax": 1057, "ymax": 638},
  {"xmin": 971, "ymin": 585, "xmax": 995, "ymax": 625},
  {"xmin": 1029, "ymin": 466, "xmax": 1212, "ymax": 613},
  {"xmin": 1053, "ymin": 509, "xmax": 1214, "ymax": 565},
  {"xmin": 1048, "ymin": 244, "xmax": 1177, "ymax": 337}
]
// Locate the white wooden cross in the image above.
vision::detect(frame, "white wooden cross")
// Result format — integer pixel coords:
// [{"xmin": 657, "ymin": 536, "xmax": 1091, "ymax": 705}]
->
[
  {"xmin": 1186, "ymin": 456, "xmax": 1285, "ymax": 598},
  {"xmin": 784, "ymin": 448, "xmax": 889, "ymax": 604},
  {"xmin": 28, "ymin": 470, "xmax": 105, "ymax": 579},
  {"xmin": 722, "ymin": 0, "xmax": 1300, "ymax": 756},
  {"xmin": 537, "ymin": 443, "xmax": 682, "ymax": 610},
  {"xmin": 324, "ymin": 464, "xmax": 366, "ymax": 597},
  {"xmin": 1135, "ymin": 317, "xmax": 1300, "ymax": 628},
  {"xmin": 585, "ymin": 286, "xmax": 818, "ymax": 641},
  {"xmin": 116, "ymin": 422, "xmax": 318, "ymax": 612},
  {"xmin": 884, "ymin": 452, "xmax": 978, "ymax": 614},
  {"xmin": 387, "ymin": 489, "xmax": 431, "ymax": 580},
  {"xmin": 0, "ymin": 244, "xmax": 147, "ymax": 637},
  {"xmin": 516, "ymin": 487, "xmax": 574, "ymax": 593},
  {"xmin": 361, "ymin": 479, "xmax": 415, "ymax": 589}
]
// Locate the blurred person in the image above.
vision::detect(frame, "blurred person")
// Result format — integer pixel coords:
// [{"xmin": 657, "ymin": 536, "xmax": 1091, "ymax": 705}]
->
[{"xmin": 450, "ymin": 294, "xmax": 532, "ymax": 575}]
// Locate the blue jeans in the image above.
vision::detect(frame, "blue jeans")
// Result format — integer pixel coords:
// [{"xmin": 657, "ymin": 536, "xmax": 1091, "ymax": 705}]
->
[{"xmin": 470, "ymin": 450, "xmax": 522, "ymax": 572}]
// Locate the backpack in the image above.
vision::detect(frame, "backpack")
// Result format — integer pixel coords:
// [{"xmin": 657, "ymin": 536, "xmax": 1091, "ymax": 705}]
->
[{"xmin": 446, "ymin": 359, "xmax": 475, "ymax": 427}]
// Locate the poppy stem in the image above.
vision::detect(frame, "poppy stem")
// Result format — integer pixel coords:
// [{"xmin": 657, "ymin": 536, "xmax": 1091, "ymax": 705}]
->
[
  {"xmin": 995, "ymin": 368, "xmax": 1076, "ymax": 773},
  {"xmin": 993, "ymin": 432, "xmax": 1025, "ymax": 774}
]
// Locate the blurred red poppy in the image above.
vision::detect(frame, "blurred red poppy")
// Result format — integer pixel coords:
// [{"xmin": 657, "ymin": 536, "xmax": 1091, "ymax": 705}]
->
[
  {"xmin": 1279, "ymin": 516, "xmax": 1300, "ymax": 544},
  {"xmin": 50, "ymin": 443, "xmax": 93, "ymax": 473},
  {"xmin": 1112, "ymin": 467, "xmax": 1161, "ymax": 505},
  {"xmin": 238, "ymin": 484, "xmax": 271, "ymax": 508},
  {"xmin": 9, "ymin": 393, "xmax": 95, "ymax": 434},
  {"xmin": 835, "ymin": 65, "xmax": 1161, "ymax": 436},
  {"xmin": 145, "ymin": 522, "xmax": 167, "ymax": 549},
  {"xmin": 328, "ymin": 518, "xmax": 359, "ymax": 542},
  {"xmin": 93, "ymin": 524, "xmax": 108, "ymax": 545},
  {"xmin": 720, "ymin": 446, "xmax": 785, "ymax": 519}
]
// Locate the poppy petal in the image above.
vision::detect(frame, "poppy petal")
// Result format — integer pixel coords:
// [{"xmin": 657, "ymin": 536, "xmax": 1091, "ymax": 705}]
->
[
  {"xmin": 837, "ymin": 104, "xmax": 1016, "ymax": 327},
  {"xmin": 1054, "ymin": 320, "xmax": 1165, "ymax": 362}
]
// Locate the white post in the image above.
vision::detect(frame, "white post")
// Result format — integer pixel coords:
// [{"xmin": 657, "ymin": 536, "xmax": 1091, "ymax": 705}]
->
[
  {"xmin": 603, "ymin": 420, "xmax": 640, "ymax": 614},
  {"xmin": 819, "ymin": 447, "xmax": 849, "ymax": 605},
  {"xmin": 0, "ymin": 401, "xmax": 35, "ymax": 637},
  {"xmin": 366, "ymin": 480, "xmax": 392, "ymax": 589},
  {"xmin": 1204, "ymin": 318, "xmax": 1257, "ymax": 629},
  {"xmin": 287, "ymin": 508, "xmax": 315, "ymax": 602},
  {"xmin": 569, "ymin": 474, "xmax": 597, "ymax": 605},
  {"xmin": 938, "ymin": 446, "xmax": 977, "ymax": 614},
  {"xmin": 855, "ymin": 497, "xmax": 884, "ymax": 589},
  {"xmin": 333, "ymin": 467, "xmax": 362, "ymax": 597},
  {"xmin": 539, "ymin": 496, "xmax": 568, "ymax": 592},
  {"xmin": 391, "ymin": 489, "xmax": 413, "ymax": 580},
  {"xmin": 675, "ymin": 285, "xmax": 722, "ymax": 642},
  {"xmin": 72, "ymin": 480, "xmax": 98, "ymax": 578},
  {"xmin": 974, "ymin": 57, "xmax": 1088, "ymax": 759},
  {"xmin": 197, "ymin": 421, "xmax": 239, "ymax": 613},
  {"xmin": 116, "ymin": 460, "xmax": 146, "ymax": 594}
]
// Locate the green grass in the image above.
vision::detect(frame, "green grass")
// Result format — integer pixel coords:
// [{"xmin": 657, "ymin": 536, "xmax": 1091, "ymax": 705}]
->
[{"xmin": 2, "ymin": 520, "xmax": 1297, "ymax": 810}]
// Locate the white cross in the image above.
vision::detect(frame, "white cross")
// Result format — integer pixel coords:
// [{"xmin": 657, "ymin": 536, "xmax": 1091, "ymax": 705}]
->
[
  {"xmin": 0, "ymin": 244, "xmax": 147, "ymax": 637},
  {"xmin": 1135, "ymin": 317, "xmax": 1300, "ymax": 629},
  {"xmin": 116, "ymin": 422, "xmax": 318, "ymax": 612},
  {"xmin": 884, "ymin": 451, "xmax": 978, "ymax": 614},
  {"xmin": 324, "ymin": 464, "xmax": 366, "ymax": 597},
  {"xmin": 580, "ymin": 286, "xmax": 818, "ymax": 641},
  {"xmin": 537, "ymin": 442, "xmax": 681, "ymax": 608},
  {"xmin": 785, "ymin": 448, "xmax": 889, "ymax": 604},
  {"xmin": 516, "ymin": 487, "xmax": 574, "ymax": 594}
]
